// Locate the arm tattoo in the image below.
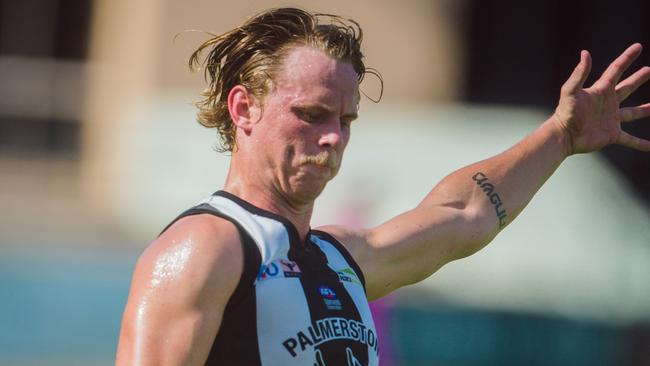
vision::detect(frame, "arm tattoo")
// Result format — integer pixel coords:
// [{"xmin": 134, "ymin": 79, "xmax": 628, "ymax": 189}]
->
[{"xmin": 472, "ymin": 172, "xmax": 507, "ymax": 229}]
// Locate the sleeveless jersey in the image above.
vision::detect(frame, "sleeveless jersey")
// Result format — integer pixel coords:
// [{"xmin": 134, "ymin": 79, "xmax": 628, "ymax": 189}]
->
[{"xmin": 163, "ymin": 191, "xmax": 380, "ymax": 366}]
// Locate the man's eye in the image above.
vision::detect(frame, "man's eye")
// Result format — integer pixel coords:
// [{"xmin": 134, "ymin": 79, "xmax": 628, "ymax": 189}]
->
[
  {"xmin": 297, "ymin": 111, "xmax": 318, "ymax": 122},
  {"xmin": 341, "ymin": 118, "xmax": 353, "ymax": 128}
]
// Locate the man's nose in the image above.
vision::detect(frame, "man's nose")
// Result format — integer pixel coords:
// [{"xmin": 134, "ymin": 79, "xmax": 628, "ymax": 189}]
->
[
  {"xmin": 319, "ymin": 129, "xmax": 342, "ymax": 148},
  {"xmin": 318, "ymin": 120, "xmax": 343, "ymax": 148}
]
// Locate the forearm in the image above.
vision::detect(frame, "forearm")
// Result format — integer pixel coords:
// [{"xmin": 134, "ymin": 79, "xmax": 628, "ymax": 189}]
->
[
  {"xmin": 421, "ymin": 116, "xmax": 571, "ymax": 253},
  {"xmin": 362, "ymin": 45, "xmax": 649, "ymax": 295}
]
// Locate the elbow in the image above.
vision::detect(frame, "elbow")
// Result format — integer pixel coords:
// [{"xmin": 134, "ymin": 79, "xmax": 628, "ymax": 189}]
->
[{"xmin": 452, "ymin": 206, "xmax": 500, "ymax": 260}]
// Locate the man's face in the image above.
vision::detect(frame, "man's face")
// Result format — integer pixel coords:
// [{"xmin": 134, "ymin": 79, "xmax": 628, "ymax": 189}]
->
[{"xmin": 249, "ymin": 46, "xmax": 360, "ymax": 205}]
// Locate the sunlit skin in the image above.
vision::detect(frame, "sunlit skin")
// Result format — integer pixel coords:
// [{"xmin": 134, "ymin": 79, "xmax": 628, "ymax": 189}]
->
[
  {"xmin": 117, "ymin": 216, "xmax": 242, "ymax": 365},
  {"xmin": 224, "ymin": 46, "xmax": 360, "ymax": 239},
  {"xmin": 116, "ymin": 46, "xmax": 361, "ymax": 365},
  {"xmin": 116, "ymin": 43, "xmax": 650, "ymax": 365}
]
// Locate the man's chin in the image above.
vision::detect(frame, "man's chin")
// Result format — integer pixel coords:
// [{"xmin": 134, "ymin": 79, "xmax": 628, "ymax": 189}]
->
[{"xmin": 289, "ymin": 180, "xmax": 330, "ymax": 203}]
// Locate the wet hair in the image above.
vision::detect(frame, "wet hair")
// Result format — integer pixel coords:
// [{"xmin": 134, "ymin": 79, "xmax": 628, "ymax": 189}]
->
[{"xmin": 189, "ymin": 7, "xmax": 381, "ymax": 152}]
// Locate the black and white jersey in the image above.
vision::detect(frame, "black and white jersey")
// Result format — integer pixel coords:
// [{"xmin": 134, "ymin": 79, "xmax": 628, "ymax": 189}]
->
[{"xmin": 163, "ymin": 191, "xmax": 380, "ymax": 366}]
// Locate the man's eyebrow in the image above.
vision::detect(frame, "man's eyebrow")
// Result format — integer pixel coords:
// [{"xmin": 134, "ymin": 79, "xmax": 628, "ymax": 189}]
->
[{"xmin": 291, "ymin": 104, "xmax": 330, "ymax": 113}]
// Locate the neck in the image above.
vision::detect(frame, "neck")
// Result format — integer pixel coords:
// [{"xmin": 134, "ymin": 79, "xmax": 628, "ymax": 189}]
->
[{"xmin": 223, "ymin": 161, "xmax": 315, "ymax": 242}]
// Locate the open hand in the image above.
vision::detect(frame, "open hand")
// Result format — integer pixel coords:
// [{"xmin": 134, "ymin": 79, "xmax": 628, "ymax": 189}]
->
[{"xmin": 553, "ymin": 43, "xmax": 650, "ymax": 155}]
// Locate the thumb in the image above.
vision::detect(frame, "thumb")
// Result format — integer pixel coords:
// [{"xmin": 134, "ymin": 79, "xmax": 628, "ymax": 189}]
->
[{"xmin": 561, "ymin": 50, "xmax": 592, "ymax": 94}]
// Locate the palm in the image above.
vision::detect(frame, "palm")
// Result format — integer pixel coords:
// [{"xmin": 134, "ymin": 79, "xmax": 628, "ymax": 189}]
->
[{"xmin": 553, "ymin": 44, "xmax": 650, "ymax": 155}]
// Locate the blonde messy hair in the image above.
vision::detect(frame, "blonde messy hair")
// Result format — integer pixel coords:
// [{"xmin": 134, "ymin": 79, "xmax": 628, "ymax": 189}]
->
[{"xmin": 189, "ymin": 7, "xmax": 381, "ymax": 152}]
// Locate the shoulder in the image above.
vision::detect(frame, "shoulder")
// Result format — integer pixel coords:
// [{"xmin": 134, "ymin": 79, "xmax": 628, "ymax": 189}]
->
[
  {"xmin": 315, "ymin": 224, "xmax": 394, "ymax": 300},
  {"xmin": 313, "ymin": 225, "xmax": 373, "ymax": 278},
  {"xmin": 154, "ymin": 213, "xmax": 242, "ymax": 260},
  {"xmin": 117, "ymin": 214, "xmax": 244, "ymax": 364},
  {"xmin": 314, "ymin": 225, "xmax": 368, "ymax": 257},
  {"xmin": 135, "ymin": 213, "xmax": 244, "ymax": 306}
]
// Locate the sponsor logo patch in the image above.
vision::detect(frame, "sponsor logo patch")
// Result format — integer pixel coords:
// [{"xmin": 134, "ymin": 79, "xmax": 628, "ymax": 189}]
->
[
  {"xmin": 319, "ymin": 285, "xmax": 342, "ymax": 310},
  {"xmin": 280, "ymin": 259, "xmax": 301, "ymax": 277},
  {"xmin": 257, "ymin": 262, "xmax": 281, "ymax": 281},
  {"xmin": 336, "ymin": 267, "xmax": 362, "ymax": 285},
  {"xmin": 257, "ymin": 258, "xmax": 302, "ymax": 281}
]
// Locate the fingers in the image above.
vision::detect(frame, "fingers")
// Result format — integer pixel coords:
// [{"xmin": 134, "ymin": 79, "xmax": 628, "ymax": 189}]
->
[
  {"xmin": 615, "ymin": 66, "xmax": 650, "ymax": 102},
  {"xmin": 618, "ymin": 100, "xmax": 650, "ymax": 152},
  {"xmin": 597, "ymin": 43, "xmax": 643, "ymax": 87},
  {"xmin": 562, "ymin": 50, "xmax": 592, "ymax": 94},
  {"xmin": 620, "ymin": 102, "xmax": 650, "ymax": 122},
  {"xmin": 616, "ymin": 130, "xmax": 650, "ymax": 152}
]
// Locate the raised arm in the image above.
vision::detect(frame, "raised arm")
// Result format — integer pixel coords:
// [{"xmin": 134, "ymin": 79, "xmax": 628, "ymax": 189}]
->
[
  {"xmin": 323, "ymin": 43, "xmax": 650, "ymax": 300},
  {"xmin": 115, "ymin": 215, "xmax": 243, "ymax": 365}
]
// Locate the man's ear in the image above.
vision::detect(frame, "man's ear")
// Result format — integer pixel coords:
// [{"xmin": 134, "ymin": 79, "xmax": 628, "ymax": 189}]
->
[{"xmin": 228, "ymin": 85, "xmax": 260, "ymax": 134}]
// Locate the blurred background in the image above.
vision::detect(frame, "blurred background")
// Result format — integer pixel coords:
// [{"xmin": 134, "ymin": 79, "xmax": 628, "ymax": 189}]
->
[{"xmin": 1, "ymin": 0, "xmax": 649, "ymax": 365}]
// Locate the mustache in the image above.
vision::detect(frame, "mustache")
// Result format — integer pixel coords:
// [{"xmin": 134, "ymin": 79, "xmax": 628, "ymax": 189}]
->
[{"xmin": 297, "ymin": 151, "xmax": 338, "ymax": 169}]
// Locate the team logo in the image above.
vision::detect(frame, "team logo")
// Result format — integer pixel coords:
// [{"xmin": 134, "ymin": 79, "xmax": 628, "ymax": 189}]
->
[
  {"xmin": 319, "ymin": 285, "xmax": 342, "ymax": 310},
  {"xmin": 314, "ymin": 348, "xmax": 362, "ymax": 366},
  {"xmin": 346, "ymin": 348, "xmax": 363, "ymax": 366},
  {"xmin": 282, "ymin": 317, "xmax": 380, "ymax": 359}
]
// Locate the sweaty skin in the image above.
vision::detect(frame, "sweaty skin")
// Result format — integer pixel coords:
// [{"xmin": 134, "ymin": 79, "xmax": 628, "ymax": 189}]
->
[
  {"xmin": 116, "ymin": 43, "xmax": 650, "ymax": 364},
  {"xmin": 223, "ymin": 46, "xmax": 359, "ymax": 232},
  {"xmin": 117, "ymin": 46, "xmax": 359, "ymax": 365},
  {"xmin": 150, "ymin": 239, "xmax": 193, "ymax": 287},
  {"xmin": 117, "ymin": 215, "xmax": 243, "ymax": 365}
]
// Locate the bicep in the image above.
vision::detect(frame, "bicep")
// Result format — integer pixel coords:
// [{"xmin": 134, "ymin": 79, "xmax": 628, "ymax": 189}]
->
[
  {"xmin": 332, "ymin": 204, "xmax": 485, "ymax": 300},
  {"xmin": 116, "ymin": 216, "xmax": 242, "ymax": 366}
]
